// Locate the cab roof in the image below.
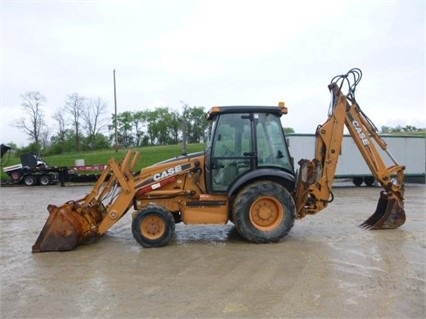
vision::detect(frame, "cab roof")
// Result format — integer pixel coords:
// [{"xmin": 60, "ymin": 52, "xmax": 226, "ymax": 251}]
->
[{"xmin": 207, "ymin": 104, "xmax": 287, "ymax": 120}]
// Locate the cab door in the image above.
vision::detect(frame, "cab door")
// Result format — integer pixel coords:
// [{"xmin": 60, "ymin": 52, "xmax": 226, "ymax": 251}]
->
[{"xmin": 206, "ymin": 113, "xmax": 254, "ymax": 193}]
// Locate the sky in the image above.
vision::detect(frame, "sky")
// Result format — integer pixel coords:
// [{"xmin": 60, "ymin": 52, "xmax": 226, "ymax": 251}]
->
[{"xmin": 1, "ymin": 0, "xmax": 425, "ymax": 147}]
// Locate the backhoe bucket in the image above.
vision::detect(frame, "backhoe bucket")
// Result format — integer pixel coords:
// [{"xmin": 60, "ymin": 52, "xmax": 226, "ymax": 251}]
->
[
  {"xmin": 360, "ymin": 191, "xmax": 406, "ymax": 230},
  {"xmin": 32, "ymin": 201, "xmax": 106, "ymax": 252}
]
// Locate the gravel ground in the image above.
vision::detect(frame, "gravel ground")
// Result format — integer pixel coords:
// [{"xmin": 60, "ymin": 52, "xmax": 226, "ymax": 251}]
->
[{"xmin": 0, "ymin": 183, "xmax": 425, "ymax": 318}]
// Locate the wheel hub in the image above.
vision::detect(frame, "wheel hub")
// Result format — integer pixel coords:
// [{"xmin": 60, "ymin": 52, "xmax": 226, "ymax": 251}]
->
[
  {"xmin": 141, "ymin": 215, "xmax": 165, "ymax": 239},
  {"xmin": 258, "ymin": 203, "xmax": 273, "ymax": 220},
  {"xmin": 250, "ymin": 197, "xmax": 284, "ymax": 230},
  {"xmin": 146, "ymin": 221, "xmax": 160, "ymax": 235}
]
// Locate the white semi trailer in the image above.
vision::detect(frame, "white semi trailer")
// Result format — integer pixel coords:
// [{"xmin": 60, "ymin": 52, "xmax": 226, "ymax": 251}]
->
[{"xmin": 287, "ymin": 134, "xmax": 425, "ymax": 185}]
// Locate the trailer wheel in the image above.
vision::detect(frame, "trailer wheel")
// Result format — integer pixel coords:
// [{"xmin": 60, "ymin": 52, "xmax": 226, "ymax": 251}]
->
[
  {"xmin": 24, "ymin": 175, "xmax": 37, "ymax": 186},
  {"xmin": 132, "ymin": 204, "xmax": 175, "ymax": 248},
  {"xmin": 39, "ymin": 175, "xmax": 51, "ymax": 186},
  {"xmin": 232, "ymin": 181, "xmax": 295, "ymax": 243},
  {"xmin": 353, "ymin": 177, "xmax": 363, "ymax": 187},
  {"xmin": 363, "ymin": 176, "xmax": 375, "ymax": 187}
]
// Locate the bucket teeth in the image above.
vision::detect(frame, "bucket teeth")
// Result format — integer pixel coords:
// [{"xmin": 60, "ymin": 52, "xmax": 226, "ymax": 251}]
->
[{"xmin": 360, "ymin": 191, "xmax": 406, "ymax": 230}]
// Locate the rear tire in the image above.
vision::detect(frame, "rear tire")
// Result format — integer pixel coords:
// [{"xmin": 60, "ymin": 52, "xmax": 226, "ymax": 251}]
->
[
  {"xmin": 232, "ymin": 181, "xmax": 295, "ymax": 243},
  {"xmin": 24, "ymin": 175, "xmax": 37, "ymax": 186},
  {"xmin": 132, "ymin": 204, "xmax": 175, "ymax": 248},
  {"xmin": 39, "ymin": 175, "xmax": 51, "ymax": 186}
]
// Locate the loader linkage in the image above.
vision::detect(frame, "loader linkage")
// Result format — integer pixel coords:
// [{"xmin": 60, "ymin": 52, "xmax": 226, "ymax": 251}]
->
[{"xmin": 32, "ymin": 151, "xmax": 140, "ymax": 252}]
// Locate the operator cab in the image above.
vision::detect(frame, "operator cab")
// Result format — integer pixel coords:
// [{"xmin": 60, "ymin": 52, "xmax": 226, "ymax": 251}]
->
[{"xmin": 205, "ymin": 105, "xmax": 294, "ymax": 193}]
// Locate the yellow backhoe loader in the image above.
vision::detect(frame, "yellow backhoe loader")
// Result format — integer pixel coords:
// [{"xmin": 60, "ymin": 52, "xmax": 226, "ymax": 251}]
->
[{"xmin": 32, "ymin": 68, "xmax": 406, "ymax": 252}]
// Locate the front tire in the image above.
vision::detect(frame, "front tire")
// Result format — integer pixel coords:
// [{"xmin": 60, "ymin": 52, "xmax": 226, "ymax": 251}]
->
[
  {"xmin": 132, "ymin": 204, "xmax": 175, "ymax": 248},
  {"xmin": 232, "ymin": 181, "xmax": 295, "ymax": 243}
]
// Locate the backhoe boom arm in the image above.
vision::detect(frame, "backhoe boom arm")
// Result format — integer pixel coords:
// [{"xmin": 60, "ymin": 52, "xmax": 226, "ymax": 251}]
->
[{"xmin": 294, "ymin": 68, "xmax": 405, "ymax": 229}]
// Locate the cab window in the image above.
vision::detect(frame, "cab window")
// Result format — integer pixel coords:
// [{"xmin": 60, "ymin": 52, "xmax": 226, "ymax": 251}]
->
[{"xmin": 257, "ymin": 113, "xmax": 292, "ymax": 171}]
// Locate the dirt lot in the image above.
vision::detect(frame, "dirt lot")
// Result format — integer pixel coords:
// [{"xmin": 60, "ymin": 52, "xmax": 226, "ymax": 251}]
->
[{"xmin": 0, "ymin": 183, "xmax": 425, "ymax": 318}]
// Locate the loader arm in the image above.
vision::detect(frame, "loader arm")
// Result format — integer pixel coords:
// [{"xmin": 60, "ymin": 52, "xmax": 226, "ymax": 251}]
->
[
  {"xmin": 294, "ymin": 68, "xmax": 405, "ymax": 229},
  {"xmin": 32, "ymin": 150, "xmax": 201, "ymax": 252},
  {"xmin": 32, "ymin": 151, "xmax": 140, "ymax": 252}
]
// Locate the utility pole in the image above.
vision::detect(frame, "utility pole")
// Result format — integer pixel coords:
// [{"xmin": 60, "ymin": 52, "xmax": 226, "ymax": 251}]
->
[{"xmin": 113, "ymin": 69, "xmax": 118, "ymax": 153}]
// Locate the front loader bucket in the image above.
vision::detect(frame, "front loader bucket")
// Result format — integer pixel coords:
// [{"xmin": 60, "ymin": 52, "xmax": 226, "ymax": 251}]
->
[
  {"xmin": 32, "ymin": 201, "xmax": 105, "ymax": 252},
  {"xmin": 360, "ymin": 191, "xmax": 406, "ymax": 230}
]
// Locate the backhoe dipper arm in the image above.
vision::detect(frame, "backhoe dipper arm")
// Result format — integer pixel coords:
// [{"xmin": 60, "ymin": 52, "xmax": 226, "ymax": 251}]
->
[
  {"xmin": 295, "ymin": 68, "xmax": 406, "ymax": 230},
  {"xmin": 342, "ymin": 91, "xmax": 405, "ymax": 191}
]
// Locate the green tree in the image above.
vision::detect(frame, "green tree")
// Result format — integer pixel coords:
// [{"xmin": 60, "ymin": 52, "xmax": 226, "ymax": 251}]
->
[
  {"xmin": 133, "ymin": 111, "xmax": 148, "ymax": 147},
  {"xmin": 170, "ymin": 109, "xmax": 181, "ymax": 144},
  {"xmin": 110, "ymin": 111, "xmax": 135, "ymax": 147},
  {"xmin": 147, "ymin": 108, "xmax": 176, "ymax": 145},
  {"xmin": 49, "ymin": 129, "xmax": 78, "ymax": 154},
  {"xmin": 110, "ymin": 105, "xmax": 208, "ymax": 148},
  {"xmin": 184, "ymin": 106, "xmax": 208, "ymax": 143},
  {"xmin": 82, "ymin": 133, "xmax": 110, "ymax": 150},
  {"xmin": 381, "ymin": 125, "xmax": 425, "ymax": 134},
  {"xmin": 380, "ymin": 126, "xmax": 391, "ymax": 134}
]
